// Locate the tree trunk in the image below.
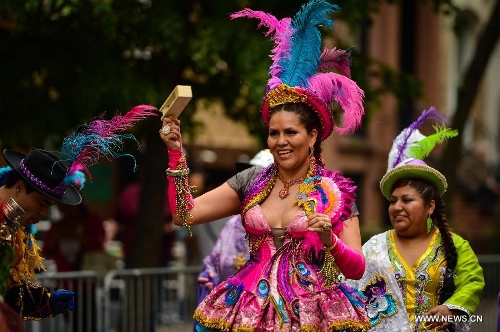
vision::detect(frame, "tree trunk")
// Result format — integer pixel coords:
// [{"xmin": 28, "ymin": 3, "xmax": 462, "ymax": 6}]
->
[
  {"xmin": 128, "ymin": 117, "xmax": 167, "ymax": 268},
  {"xmin": 440, "ymin": 0, "xmax": 500, "ymax": 218}
]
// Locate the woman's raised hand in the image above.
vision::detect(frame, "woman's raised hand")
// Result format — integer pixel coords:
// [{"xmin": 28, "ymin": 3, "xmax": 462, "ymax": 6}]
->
[
  {"xmin": 307, "ymin": 213, "xmax": 334, "ymax": 247},
  {"xmin": 159, "ymin": 116, "xmax": 182, "ymax": 151}
]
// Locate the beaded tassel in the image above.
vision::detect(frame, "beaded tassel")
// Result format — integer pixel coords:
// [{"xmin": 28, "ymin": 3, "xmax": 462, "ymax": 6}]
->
[
  {"xmin": 172, "ymin": 155, "xmax": 194, "ymax": 236},
  {"xmin": 319, "ymin": 249, "xmax": 343, "ymax": 288}
]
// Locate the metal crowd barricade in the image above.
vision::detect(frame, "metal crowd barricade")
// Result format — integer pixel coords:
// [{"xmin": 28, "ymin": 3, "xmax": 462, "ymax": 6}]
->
[
  {"xmin": 102, "ymin": 265, "xmax": 201, "ymax": 332},
  {"xmin": 24, "ymin": 270, "xmax": 102, "ymax": 332},
  {"xmin": 472, "ymin": 255, "xmax": 500, "ymax": 332},
  {"xmin": 19, "ymin": 256, "xmax": 500, "ymax": 331}
]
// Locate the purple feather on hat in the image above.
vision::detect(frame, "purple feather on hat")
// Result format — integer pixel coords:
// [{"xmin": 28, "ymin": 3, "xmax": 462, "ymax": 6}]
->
[{"xmin": 388, "ymin": 107, "xmax": 448, "ymax": 169}]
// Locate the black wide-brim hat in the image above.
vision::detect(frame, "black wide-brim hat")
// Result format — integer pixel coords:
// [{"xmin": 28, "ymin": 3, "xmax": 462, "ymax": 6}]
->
[{"xmin": 3, "ymin": 149, "xmax": 82, "ymax": 205}]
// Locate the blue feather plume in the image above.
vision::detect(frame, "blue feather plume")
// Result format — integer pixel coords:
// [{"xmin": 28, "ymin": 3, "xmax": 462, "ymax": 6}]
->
[
  {"xmin": 0, "ymin": 166, "xmax": 12, "ymax": 186},
  {"xmin": 279, "ymin": 0, "xmax": 339, "ymax": 87}
]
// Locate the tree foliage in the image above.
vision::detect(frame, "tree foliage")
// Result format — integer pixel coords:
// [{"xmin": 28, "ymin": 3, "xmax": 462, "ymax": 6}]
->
[{"xmin": 0, "ymin": 0, "xmax": 420, "ymax": 149}]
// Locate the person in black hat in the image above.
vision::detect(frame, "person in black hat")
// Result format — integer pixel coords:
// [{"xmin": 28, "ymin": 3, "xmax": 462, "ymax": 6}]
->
[
  {"xmin": 0, "ymin": 104, "xmax": 157, "ymax": 321},
  {"xmin": 0, "ymin": 148, "xmax": 80, "ymax": 320}
]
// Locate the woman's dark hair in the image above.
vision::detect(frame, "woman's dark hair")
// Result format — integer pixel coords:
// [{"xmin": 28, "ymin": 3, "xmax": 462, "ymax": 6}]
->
[
  {"xmin": 391, "ymin": 178, "xmax": 458, "ymax": 305},
  {"xmin": 269, "ymin": 103, "xmax": 323, "ymax": 164}
]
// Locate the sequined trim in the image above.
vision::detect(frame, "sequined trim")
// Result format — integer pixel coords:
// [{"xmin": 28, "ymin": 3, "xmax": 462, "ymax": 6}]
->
[
  {"xmin": 261, "ymin": 84, "xmax": 333, "ymax": 141},
  {"xmin": 443, "ymin": 303, "xmax": 471, "ymax": 317},
  {"xmin": 264, "ymin": 84, "xmax": 309, "ymax": 108},
  {"xmin": 387, "ymin": 230, "xmax": 445, "ymax": 330},
  {"xmin": 241, "ymin": 166, "xmax": 277, "ymax": 217},
  {"xmin": 246, "ymin": 233, "xmax": 268, "ymax": 256},
  {"xmin": 193, "ymin": 315, "xmax": 370, "ymax": 332}
]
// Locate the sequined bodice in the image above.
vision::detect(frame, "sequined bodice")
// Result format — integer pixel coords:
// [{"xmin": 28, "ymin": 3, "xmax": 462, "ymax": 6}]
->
[
  {"xmin": 244, "ymin": 205, "xmax": 309, "ymax": 234},
  {"xmin": 244, "ymin": 205, "xmax": 310, "ymax": 249}
]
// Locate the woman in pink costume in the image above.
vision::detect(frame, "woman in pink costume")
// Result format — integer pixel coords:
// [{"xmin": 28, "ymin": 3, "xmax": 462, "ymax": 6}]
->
[{"xmin": 160, "ymin": 0, "xmax": 369, "ymax": 330}]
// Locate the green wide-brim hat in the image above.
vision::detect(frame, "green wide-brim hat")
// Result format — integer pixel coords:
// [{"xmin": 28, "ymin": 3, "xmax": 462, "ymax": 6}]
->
[{"xmin": 380, "ymin": 159, "xmax": 447, "ymax": 200}]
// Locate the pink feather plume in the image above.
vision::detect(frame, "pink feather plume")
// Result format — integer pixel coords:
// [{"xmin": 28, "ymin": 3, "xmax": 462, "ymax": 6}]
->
[
  {"xmin": 230, "ymin": 9, "xmax": 294, "ymax": 83},
  {"xmin": 63, "ymin": 105, "xmax": 158, "ymax": 184},
  {"xmin": 319, "ymin": 47, "xmax": 352, "ymax": 77},
  {"xmin": 308, "ymin": 73, "xmax": 364, "ymax": 134}
]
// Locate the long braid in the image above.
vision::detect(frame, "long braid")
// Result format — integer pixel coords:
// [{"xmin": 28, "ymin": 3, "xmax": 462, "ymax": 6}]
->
[{"xmin": 434, "ymin": 197, "xmax": 458, "ymax": 304}]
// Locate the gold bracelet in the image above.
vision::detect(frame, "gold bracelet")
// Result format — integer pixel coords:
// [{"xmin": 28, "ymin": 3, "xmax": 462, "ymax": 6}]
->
[
  {"xmin": 166, "ymin": 168, "xmax": 190, "ymax": 177},
  {"xmin": 324, "ymin": 233, "xmax": 338, "ymax": 252}
]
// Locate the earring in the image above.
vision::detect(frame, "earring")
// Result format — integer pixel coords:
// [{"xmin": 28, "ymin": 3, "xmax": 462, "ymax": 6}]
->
[
  {"xmin": 426, "ymin": 214, "xmax": 433, "ymax": 234},
  {"xmin": 309, "ymin": 146, "xmax": 316, "ymax": 164}
]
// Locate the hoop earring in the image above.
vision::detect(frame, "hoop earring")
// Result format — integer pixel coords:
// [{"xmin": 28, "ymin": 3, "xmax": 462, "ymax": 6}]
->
[{"xmin": 426, "ymin": 214, "xmax": 433, "ymax": 234}]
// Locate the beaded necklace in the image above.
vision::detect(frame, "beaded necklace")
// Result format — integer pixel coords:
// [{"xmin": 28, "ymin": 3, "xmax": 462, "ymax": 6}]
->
[
  {"xmin": 277, "ymin": 172, "xmax": 305, "ymax": 199},
  {"xmin": 241, "ymin": 166, "xmax": 277, "ymax": 216}
]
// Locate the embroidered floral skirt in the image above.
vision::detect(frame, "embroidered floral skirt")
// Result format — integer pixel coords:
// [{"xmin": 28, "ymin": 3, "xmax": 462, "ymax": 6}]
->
[{"xmin": 194, "ymin": 255, "xmax": 369, "ymax": 331}]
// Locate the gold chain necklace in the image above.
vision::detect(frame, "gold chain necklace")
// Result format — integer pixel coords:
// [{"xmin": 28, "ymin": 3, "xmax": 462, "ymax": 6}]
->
[{"xmin": 277, "ymin": 172, "xmax": 304, "ymax": 199}]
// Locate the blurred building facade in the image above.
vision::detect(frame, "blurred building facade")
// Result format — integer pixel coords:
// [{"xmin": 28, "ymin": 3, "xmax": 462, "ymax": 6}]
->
[{"xmin": 350, "ymin": 0, "xmax": 500, "ymax": 252}]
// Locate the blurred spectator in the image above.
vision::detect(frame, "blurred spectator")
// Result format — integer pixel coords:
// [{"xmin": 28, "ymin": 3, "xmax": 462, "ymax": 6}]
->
[
  {"xmin": 112, "ymin": 181, "xmax": 177, "ymax": 268},
  {"xmin": 196, "ymin": 214, "xmax": 247, "ymax": 306},
  {"xmin": 103, "ymin": 218, "xmax": 123, "ymax": 264},
  {"xmin": 0, "ymin": 301, "xmax": 24, "ymax": 332},
  {"xmin": 42, "ymin": 202, "xmax": 111, "ymax": 332},
  {"xmin": 43, "ymin": 202, "xmax": 114, "ymax": 276}
]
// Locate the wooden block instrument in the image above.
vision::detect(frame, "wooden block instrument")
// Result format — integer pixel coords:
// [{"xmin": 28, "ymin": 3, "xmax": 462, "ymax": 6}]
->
[{"xmin": 160, "ymin": 85, "xmax": 193, "ymax": 119}]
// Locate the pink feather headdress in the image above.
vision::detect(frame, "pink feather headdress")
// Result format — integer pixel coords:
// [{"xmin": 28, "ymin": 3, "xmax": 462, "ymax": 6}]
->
[{"xmin": 231, "ymin": 0, "xmax": 364, "ymax": 140}]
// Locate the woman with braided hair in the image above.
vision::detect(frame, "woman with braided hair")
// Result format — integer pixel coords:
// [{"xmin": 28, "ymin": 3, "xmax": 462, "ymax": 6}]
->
[{"xmin": 349, "ymin": 107, "xmax": 484, "ymax": 331}]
